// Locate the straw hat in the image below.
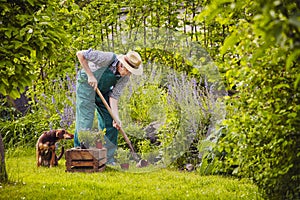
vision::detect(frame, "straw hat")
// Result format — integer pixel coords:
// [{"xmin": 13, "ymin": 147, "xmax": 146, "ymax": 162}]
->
[{"xmin": 117, "ymin": 51, "xmax": 143, "ymax": 75}]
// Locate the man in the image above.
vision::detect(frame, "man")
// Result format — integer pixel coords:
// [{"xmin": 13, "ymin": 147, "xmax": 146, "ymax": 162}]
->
[{"xmin": 75, "ymin": 48, "xmax": 143, "ymax": 164}]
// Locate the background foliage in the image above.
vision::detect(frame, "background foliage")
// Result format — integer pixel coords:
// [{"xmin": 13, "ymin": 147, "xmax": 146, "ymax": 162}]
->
[
  {"xmin": 198, "ymin": 0, "xmax": 300, "ymax": 199},
  {"xmin": 1, "ymin": 0, "xmax": 299, "ymax": 199}
]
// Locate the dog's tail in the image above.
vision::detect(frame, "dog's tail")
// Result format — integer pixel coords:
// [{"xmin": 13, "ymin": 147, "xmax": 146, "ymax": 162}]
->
[{"xmin": 57, "ymin": 146, "xmax": 65, "ymax": 161}]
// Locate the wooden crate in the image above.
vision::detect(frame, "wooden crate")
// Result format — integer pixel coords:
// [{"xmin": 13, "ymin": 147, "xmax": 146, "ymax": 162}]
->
[{"xmin": 65, "ymin": 148, "xmax": 107, "ymax": 172}]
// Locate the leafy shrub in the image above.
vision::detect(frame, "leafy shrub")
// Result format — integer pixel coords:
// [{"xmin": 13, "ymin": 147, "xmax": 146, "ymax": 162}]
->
[
  {"xmin": 199, "ymin": 0, "xmax": 300, "ymax": 199},
  {"xmin": 1, "ymin": 74, "xmax": 76, "ymax": 149},
  {"xmin": 119, "ymin": 63, "xmax": 226, "ymax": 168},
  {"xmin": 128, "ymin": 83, "xmax": 167, "ymax": 125}
]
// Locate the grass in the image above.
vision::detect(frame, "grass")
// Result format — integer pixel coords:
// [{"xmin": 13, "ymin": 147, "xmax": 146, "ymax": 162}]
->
[{"xmin": 0, "ymin": 148, "xmax": 261, "ymax": 200}]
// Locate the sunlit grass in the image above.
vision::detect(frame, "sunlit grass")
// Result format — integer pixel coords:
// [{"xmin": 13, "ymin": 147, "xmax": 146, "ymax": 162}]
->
[{"xmin": 0, "ymin": 148, "xmax": 261, "ymax": 200}]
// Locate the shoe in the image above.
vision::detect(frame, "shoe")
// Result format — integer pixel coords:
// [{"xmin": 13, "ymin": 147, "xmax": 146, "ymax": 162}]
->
[
  {"xmin": 106, "ymin": 161, "xmax": 116, "ymax": 166},
  {"xmin": 80, "ymin": 142, "xmax": 88, "ymax": 149}
]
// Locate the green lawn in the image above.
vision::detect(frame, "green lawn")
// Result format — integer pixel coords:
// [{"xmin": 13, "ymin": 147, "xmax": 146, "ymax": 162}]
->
[{"xmin": 0, "ymin": 148, "xmax": 261, "ymax": 200}]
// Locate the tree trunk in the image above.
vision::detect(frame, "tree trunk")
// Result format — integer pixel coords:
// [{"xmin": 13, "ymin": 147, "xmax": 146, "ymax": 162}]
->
[{"xmin": 0, "ymin": 132, "xmax": 8, "ymax": 182}]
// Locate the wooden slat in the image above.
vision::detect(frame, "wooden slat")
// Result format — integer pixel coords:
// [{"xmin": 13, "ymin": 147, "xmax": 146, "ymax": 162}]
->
[
  {"xmin": 66, "ymin": 148, "xmax": 107, "ymax": 160},
  {"xmin": 70, "ymin": 161, "xmax": 95, "ymax": 167},
  {"xmin": 65, "ymin": 148, "xmax": 107, "ymax": 173}
]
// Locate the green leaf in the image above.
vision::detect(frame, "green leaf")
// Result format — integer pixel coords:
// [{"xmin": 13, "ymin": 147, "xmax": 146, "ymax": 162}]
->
[
  {"xmin": 288, "ymin": 112, "xmax": 297, "ymax": 118},
  {"xmin": 273, "ymin": 84, "xmax": 290, "ymax": 90},
  {"xmin": 286, "ymin": 49, "xmax": 300, "ymax": 71},
  {"xmin": 1, "ymin": 77, "xmax": 9, "ymax": 86},
  {"xmin": 294, "ymin": 74, "xmax": 300, "ymax": 89},
  {"xmin": 220, "ymin": 32, "xmax": 238, "ymax": 55},
  {"xmin": 13, "ymin": 41, "xmax": 23, "ymax": 49},
  {"xmin": 9, "ymin": 89, "xmax": 20, "ymax": 99},
  {"xmin": 0, "ymin": 84, "xmax": 7, "ymax": 96},
  {"xmin": 5, "ymin": 29, "xmax": 12, "ymax": 38},
  {"xmin": 26, "ymin": 32, "xmax": 32, "ymax": 41},
  {"xmin": 40, "ymin": 22, "xmax": 49, "ymax": 26},
  {"xmin": 288, "ymin": 14, "xmax": 300, "ymax": 28},
  {"xmin": 42, "ymin": 16, "xmax": 51, "ymax": 21},
  {"xmin": 27, "ymin": 0, "xmax": 34, "ymax": 6}
]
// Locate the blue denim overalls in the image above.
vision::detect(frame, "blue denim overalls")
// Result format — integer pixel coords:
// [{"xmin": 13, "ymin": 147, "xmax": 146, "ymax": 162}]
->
[{"xmin": 74, "ymin": 59, "xmax": 121, "ymax": 163}]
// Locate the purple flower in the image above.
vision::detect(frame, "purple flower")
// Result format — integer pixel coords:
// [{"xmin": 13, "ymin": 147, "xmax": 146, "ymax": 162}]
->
[{"xmin": 51, "ymin": 96, "xmax": 55, "ymax": 104}]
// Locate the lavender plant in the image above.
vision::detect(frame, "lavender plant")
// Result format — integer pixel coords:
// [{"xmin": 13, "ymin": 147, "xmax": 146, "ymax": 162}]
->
[
  {"xmin": 1, "ymin": 73, "xmax": 77, "ymax": 149},
  {"xmin": 118, "ymin": 61, "xmax": 225, "ymax": 169},
  {"xmin": 159, "ymin": 70, "xmax": 225, "ymax": 168},
  {"xmin": 30, "ymin": 73, "xmax": 76, "ymax": 131}
]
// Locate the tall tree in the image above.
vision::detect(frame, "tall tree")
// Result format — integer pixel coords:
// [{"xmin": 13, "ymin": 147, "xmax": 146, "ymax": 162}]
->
[
  {"xmin": 0, "ymin": 0, "xmax": 70, "ymax": 99},
  {"xmin": 0, "ymin": 132, "xmax": 7, "ymax": 182},
  {"xmin": 0, "ymin": 0, "xmax": 70, "ymax": 181}
]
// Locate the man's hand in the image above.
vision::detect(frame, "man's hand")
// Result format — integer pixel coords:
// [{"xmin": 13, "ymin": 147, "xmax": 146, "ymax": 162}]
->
[
  {"xmin": 113, "ymin": 120, "xmax": 121, "ymax": 130},
  {"xmin": 77, "ymin": 51, "xmax": 97, "ymax": 90},
  {"xmin": 88, "ymin": 75, "xmax": 98, "ymax": 90}
]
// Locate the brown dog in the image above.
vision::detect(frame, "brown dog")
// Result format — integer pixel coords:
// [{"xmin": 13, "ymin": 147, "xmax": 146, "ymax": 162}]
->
[{"xmin": 36, "ymin": 129, "xmax": 74, "ymax": 167}]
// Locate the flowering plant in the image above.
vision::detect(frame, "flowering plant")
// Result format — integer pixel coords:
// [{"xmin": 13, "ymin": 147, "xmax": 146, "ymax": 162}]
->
[
  {"xmin": 116, "ymin": 148, "xmax": 130, "ymax": 163},
  {"xmin": 95, "ymin": 128, "xmax": 106, "ymax": 144}
]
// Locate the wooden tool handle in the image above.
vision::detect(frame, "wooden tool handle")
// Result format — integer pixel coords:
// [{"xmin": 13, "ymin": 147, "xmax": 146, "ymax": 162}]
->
[{"xmin": 95, "ymin": 88, "xmax": 140, "ymax": 161}]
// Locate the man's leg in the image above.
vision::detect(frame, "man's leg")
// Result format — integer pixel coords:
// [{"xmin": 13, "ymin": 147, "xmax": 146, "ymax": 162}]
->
[
  {"xmin": 74, "ymin": 76, "xmax": 96, "ymax": 147},
  {"xmin": 95, "ymin": 94, "xmax": 118, "ymax": 164}
]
